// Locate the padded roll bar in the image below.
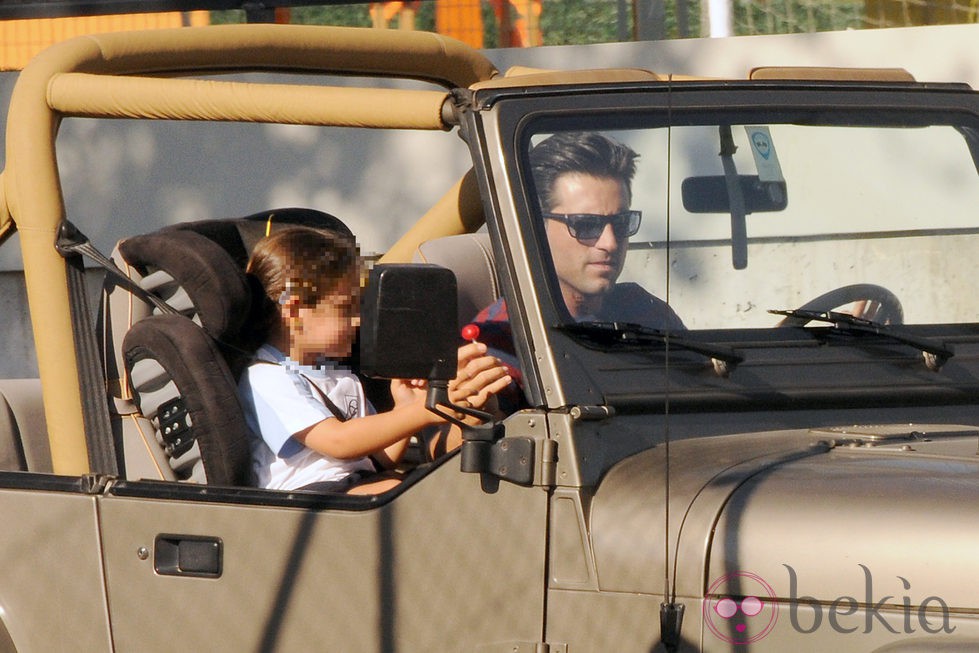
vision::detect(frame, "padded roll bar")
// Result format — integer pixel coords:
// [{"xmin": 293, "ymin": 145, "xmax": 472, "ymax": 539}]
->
[{"xmin": 3, "ymin": 24, "xmax": 497, "ymax": 475}]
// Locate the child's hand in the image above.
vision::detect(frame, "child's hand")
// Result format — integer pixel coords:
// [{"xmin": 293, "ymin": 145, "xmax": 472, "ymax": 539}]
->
[
  {"xmin": 390, "ymin": 378, "xmax": 427, "ymax": 407},
  {"xmin": 448, "ymin": 342, "xmax": 512, "ymax": 414}
]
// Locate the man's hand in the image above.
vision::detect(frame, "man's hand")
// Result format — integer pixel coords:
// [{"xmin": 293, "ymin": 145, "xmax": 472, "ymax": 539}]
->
[{"xmin": 448, "ymin": 342, "xmax": 512, "ymax": 417}]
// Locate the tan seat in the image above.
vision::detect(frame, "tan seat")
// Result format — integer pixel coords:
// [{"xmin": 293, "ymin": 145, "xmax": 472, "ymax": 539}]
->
[
  {"xmin": 0, "ymin": 379, "xmax": 50, "ymax": 473},
  {"xmin": 413, "ymin": 232, "xmax": 500, "ymax": 328}
]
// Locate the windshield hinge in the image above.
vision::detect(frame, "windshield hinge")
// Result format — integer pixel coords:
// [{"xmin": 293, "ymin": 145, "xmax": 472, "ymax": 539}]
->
[
  {"xmin": 458, "ymin": 410, "xmax": 554, "ymax": 487},
  {"xmin": 460, "ymin": 422, "xmax": 535, "ymax": 486},
  {"xmin": 540, "ymin": 438, "xmax": 558, "ymax": 487},
  {"xmin": 538, "ymin": 644, "xmax": 567, "ymax": 653},
  {"xmin": 476, "ymin": 643, "xmax": 566, "ymax": 653},
  {"xmin": 570, "ymin": 404, "xmax": 615, "ymax": 421}
]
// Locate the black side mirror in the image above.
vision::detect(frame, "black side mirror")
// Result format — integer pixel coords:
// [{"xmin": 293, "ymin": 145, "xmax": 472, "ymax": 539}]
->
[{"xmin": 359, "ymin": 263, "xmax": 458, "ymax": 381}]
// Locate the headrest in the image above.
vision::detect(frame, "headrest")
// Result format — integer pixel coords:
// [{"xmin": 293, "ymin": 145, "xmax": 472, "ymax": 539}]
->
[
  {"xmin": 118, "ymin": 229, "xmax": 250, "ymax": 343},
  {"xmin": 414, "ymin": 232, "xmax": 498, "ymax": 326},
  {"xmin": 168, "ymin": 207, "xmax": 355, "ymax": 267}
]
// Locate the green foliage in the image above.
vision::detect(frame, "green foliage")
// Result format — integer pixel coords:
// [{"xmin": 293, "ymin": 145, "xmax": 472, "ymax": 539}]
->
[
  {"xmin": 734, "ymin": 0, "xmax": 865, "ymax": 35},
  {"xmin": 539, "ymin": 0, "xmax": 624, "ymax": 45},
  {"xmin": 289, "ymin": 5, "xmax": 372, "ymax": 26},
  {"xmin": 209, "ymin": 9, "xmax": 244, "ymax": 24},
  {"xmin": 414, "ymin": 1, "xmax": 438, "ymax": 31},
  {"xmin": 538, "ymin": 0, "xmax": 702, "ymax": 45},
  {"xmin": 210, "ymin": 6, "xmax": 373, "ymax": 26}
]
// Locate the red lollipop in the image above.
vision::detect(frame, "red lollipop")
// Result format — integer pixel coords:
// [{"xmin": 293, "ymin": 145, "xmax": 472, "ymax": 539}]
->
[{"xmin": 461, "ymin": 323, "xmax": 480, "ymax": 343}]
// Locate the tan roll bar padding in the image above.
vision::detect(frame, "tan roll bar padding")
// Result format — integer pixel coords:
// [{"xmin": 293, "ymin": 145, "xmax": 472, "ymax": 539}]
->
[
  {"xmin": 5, "ymin": 40, "xmax": 82, "ymax": 474},
  {"xmin": 49, "ymin": 73, "xmax": 452, "ymax": 130},
  {"xmin": 35, "ymin": 24, "xmax": 498, "ymax": 88},
  {"xmin": 750, "ymin": 66, "xmax": 915, "ymax": 82},
  {"xmin": 381, "ymin": 168, "xmax": 486, "ymax": 264},
  {"xmin": 3, "ymin": 24, "xmax": 497, "ymax": 476},
  {"xmin": 0, "ymin": 173, "xmax": 10, "ymax": 237},
  {"xmin": 472, "ymin": 67, "xmax": 668, "ymax": 91},
  {"xmin": 503, "ymin": 65, "xmax": 554, "ymax": 77}
]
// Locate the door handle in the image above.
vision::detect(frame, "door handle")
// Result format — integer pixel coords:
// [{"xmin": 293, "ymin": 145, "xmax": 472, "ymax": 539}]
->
[{"xmin": 154, "ymin": 534, "xmax": 222, "ymax": 578}]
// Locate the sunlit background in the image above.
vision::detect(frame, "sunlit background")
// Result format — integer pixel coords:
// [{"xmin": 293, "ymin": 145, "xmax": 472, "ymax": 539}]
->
[{"xmin": 2, "ymin": 0, "xmax": 977, "ymax": 71}]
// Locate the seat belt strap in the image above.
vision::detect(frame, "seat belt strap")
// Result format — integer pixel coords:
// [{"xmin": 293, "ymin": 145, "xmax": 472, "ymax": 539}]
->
[
  {"xmin": 250, "ymin": 360, "xmax": 348, "ymax": 422},
  {"xmin": 301, "ymin": 373, "xmax": 348, "ymax": 422},
  {"xmin": 56, "ymin": 220, "xmax": 179, "ymax": 316},
  {"xmin": 54, "ymin": 220, "xmax": 120, "ymax": 475}
]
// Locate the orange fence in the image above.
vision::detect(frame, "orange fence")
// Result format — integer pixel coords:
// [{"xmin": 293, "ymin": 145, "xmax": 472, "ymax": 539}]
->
[
  {"xmin": 369, "ymin": 0, "xmax": 541, "ymax": 48},
  {"xmin": 1, "ymin": 11, "xmax": 210, "ymax": 71}
]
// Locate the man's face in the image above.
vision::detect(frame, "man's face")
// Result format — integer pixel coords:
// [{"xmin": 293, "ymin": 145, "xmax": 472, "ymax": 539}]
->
[{"xmin": 544, "ymin": 172, "xmax": 630, "ymax": 317}]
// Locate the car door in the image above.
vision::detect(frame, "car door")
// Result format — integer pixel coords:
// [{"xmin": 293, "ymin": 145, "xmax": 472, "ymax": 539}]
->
[
  {"xmin": 0, "ymin": 475, "xmax": 113, "ymax": 652},
  {"xmin": 97, "ymin": 457, "xmax": 548, "ymax": 652}
]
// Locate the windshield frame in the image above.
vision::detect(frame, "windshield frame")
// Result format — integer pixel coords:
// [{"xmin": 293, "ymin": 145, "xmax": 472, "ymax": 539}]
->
[{"xmin": 479, "ymin": 79, "xmax": 979, "ymax": 413}]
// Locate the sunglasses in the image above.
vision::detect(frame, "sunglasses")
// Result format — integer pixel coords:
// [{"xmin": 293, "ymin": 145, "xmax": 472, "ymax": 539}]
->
[{"xmin": 544, "ymin": 210, "xmax": 642, "ymax": 241}]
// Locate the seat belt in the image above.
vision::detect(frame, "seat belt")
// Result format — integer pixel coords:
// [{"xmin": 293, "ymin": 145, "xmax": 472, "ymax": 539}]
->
[
  {"xmin": 56, "ymin": 220, "xmax": 179, "ymax": 317},
  {"xmin": 53, "ymin": 220, "xmax": 129, "ymax": 475},
  {"xmin": 301, "ymin": 373, "xmax": 348, "ymax": 422}
]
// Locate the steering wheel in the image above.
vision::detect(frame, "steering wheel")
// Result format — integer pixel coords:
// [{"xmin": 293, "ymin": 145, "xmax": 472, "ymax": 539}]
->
[{"xmin": 776, "ymin": 284, "xmax": 904, "ymax": 327}]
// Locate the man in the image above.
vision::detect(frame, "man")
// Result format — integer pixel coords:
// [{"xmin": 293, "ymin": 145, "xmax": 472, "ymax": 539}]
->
[
  {"xmin": 472, "ymin": 131, "xmax": 683, "ymax": 408},
  {"xmin": 528, "ymin": 131, "xmax": 683, "ymax": 326}
]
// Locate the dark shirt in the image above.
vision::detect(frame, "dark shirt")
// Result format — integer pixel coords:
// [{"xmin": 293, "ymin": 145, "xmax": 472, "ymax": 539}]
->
[
  {"xmin": 579, "ymin": 282, "xmax": 686, "ymax": 331},
  {"xmin": 470, "ymin": 283, "xmax": 685, "ymax": 411}
]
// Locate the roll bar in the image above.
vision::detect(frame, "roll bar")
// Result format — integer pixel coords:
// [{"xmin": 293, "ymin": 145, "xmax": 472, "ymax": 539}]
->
[{"xmin": 1, "ymin": 24, "xmax": 497, "ymax": 475}]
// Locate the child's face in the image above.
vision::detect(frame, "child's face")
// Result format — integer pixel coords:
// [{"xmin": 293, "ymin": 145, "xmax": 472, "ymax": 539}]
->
[{"xmin": 290, "ymin": 279, "xmax": 360, "ymax": 365}]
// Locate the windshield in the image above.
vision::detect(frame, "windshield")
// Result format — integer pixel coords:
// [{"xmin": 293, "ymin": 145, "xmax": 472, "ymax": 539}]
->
[{"xmin": 520, "ymin": 108, "xmax": 979, "ymax": 332}]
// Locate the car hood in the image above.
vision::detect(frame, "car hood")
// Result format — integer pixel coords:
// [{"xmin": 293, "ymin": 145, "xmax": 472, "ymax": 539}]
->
[{"xmin": 588, "ymin": 424, "xmax": 979, "ymax": 608}]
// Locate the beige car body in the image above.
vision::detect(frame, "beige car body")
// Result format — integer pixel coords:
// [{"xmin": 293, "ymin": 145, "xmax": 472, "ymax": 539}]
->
[{"xmin": 1, "ymin": 23, "xmax": 979, "ymax": 652}]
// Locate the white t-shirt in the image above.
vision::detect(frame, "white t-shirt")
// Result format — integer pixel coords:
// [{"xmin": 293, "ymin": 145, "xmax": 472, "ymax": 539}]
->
[{"xmin": 238, "ymin": 344, "xmax": 375, "ymax": 490}]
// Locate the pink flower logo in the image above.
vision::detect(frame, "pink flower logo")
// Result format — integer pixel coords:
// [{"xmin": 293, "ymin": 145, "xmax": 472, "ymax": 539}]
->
[{"xmin": 704, "ymin": 571, "xmax": 779, "ymax": 644}]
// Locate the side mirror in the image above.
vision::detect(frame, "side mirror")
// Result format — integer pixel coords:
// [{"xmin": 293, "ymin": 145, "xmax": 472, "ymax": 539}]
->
[
  {"xmin": 681, "ymin": 175, "xmax": 788, "ymax": 214},
  {"xmin": 359, "ymin": 263, "xmax": 458, "ymax": 381}
]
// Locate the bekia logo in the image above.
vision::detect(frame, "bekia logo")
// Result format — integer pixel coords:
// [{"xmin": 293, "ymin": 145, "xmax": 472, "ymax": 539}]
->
[
  {"xmin": 705, "ymin": 565, "xmax": 955, "ymax": 643},
  {"xmin": 703, "ymin": 571, "xmax": 779, "ymax": 644}
]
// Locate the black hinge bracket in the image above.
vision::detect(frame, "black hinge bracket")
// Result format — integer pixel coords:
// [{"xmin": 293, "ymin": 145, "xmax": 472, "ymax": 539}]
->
[{"xmin": 460, "ymin": 422, "xmax": 536, "ymax": 486}]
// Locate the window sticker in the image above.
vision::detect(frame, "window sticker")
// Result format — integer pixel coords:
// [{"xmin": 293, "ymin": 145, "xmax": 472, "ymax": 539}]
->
[{"xmin": 745, "ymin": 126, "xmax": 784, "ymax": 183}]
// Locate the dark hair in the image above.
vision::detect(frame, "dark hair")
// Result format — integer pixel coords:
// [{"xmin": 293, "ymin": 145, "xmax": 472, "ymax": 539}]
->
[
  {"xmin": 244, "ymin": 226, "xmax": 359, "ymax": 348},
  {"xmin": 529, "ymin": 131, "xmax": 639, "ymax": 211}
]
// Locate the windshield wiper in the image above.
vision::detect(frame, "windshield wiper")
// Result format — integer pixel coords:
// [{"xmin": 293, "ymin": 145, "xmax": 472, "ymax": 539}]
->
[
  {"xmin": 768, "ymin": 309, "xmax": 954, "ymax": 371},
  {"xmin": 557, "ymin": 321, "xmax": 743, "ymax": 377}
]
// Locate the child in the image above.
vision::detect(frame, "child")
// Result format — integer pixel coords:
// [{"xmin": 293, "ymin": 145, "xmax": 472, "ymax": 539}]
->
[{"xmin": 238, "ymin": 226, "xmax": 511, "ymax": 495}]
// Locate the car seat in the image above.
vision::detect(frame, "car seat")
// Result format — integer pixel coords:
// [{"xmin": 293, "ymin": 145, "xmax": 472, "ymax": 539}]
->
[
  {"xmin": 0, "ymin": 379, "xmax": 50, "ymax": 473},
  {"xmin": 101, "ymin": 207, "xmax": 352, "ymax": 485},
  {"xmin": 413, "ymin": 232, "xmax": 499, "ymax": 328}
]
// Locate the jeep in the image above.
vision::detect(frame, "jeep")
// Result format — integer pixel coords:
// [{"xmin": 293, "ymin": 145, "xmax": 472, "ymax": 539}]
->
[{"xmin": 1, "ymin": 23, "xmax": 978, "ymax": 652}]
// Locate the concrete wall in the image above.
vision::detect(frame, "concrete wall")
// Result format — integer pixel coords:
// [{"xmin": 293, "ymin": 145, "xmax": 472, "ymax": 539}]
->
[{"xmin": 1, "ymin": 24, "xmax": 977, "ymax": 377}]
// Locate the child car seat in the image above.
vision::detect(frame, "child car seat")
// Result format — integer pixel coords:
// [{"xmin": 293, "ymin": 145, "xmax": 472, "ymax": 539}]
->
[{"xmin": 102, "ymin": 207, "xmax": 352, "ymax": 485}]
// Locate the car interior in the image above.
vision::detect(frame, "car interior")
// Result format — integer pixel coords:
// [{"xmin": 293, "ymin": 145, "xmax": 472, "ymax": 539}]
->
[{"xmin": 97, "ymin": 207, "xmax": 501, "ymax": 489}]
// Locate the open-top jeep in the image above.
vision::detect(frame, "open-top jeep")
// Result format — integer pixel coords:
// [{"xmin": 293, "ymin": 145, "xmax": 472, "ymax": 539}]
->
[{"xmin": 2, "ymin": 23, "xmax": 979, "ymax": 652}]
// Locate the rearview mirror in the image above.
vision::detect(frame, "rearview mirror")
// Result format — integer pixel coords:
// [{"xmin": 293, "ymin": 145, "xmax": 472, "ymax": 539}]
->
[
  {"xmin": 359, "ymin": 264, "xmax": 458, "ymax": 381},
  {"xmin": 681, "ymin": 175, "xmax": 788, "ymax": 213}
]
